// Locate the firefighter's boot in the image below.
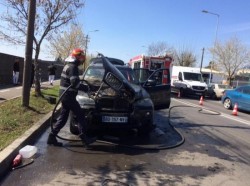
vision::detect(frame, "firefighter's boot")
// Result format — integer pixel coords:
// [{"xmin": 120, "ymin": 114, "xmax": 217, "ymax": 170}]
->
[
  {"xmin": 47, "ymin": 133, "xmax": 63, "ymax": 147},
  {"xmin": 79, "ymin": 133, "xmax": 97, "ymax": 148}
]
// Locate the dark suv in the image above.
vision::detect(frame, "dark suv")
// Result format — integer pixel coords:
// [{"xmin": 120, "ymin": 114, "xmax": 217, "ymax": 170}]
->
[{"xmin": 69, "ymin": 56, "xmax": 170, "ymax": 136}]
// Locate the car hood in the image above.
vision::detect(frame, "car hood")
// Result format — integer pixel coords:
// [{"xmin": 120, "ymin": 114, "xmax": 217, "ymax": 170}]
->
[
  {"xmin": 186, "ymin": 81, "xmax": 207, "ymax": 87},
  {"xmin": 101, "ymin": 56, "xmax": 137, "ymax": 100}
]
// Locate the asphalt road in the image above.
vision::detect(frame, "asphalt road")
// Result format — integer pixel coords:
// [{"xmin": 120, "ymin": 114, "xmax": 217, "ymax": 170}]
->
[{"xmin": 1, "ymin": 95, "xmax": 250, "ymax": 186}]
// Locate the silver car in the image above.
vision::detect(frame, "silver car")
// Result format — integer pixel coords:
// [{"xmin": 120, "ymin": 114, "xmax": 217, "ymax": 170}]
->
[{"xmin": 207, "ymin": 83, "xmax": 232, "ymax": 99}]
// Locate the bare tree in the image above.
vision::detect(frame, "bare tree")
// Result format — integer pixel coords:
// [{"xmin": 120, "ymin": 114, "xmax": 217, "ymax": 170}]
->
[
  {"xmin": 147, "ymin": 41, "xmax": 173, "ymax": 56},
  {"xmin": 173, "ymin": 46, "xmax": 197, "ymax": 67},
  {"xmin": 209, "ymin": 37, "xmax": 250, "ymax": 85},
  {"xmin": 48, "ymin": 24, "xmax": 86, "ymax": 61},
  {"xmin": 0, "ymin": 0, "xmax": 84, "ymax": 96}
]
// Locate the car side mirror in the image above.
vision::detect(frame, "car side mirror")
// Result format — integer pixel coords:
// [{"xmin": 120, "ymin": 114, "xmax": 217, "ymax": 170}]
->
[
  {"xmin": 79, "ymin": 75, "xmax": 84, "ymax": 81},
  {"xmin": 145, "ymin": 79, "xmax": 157, "ymax": 86}
]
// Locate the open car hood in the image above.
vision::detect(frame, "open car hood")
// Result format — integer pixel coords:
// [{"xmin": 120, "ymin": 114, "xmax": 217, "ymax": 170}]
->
[{"xmin": 100, "ymin": 56, "xmax": 136, "ymax": 100}]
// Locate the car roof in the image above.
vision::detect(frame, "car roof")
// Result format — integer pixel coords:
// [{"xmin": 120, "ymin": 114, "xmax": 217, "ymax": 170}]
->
[{"xmin": 89, "ymin": 57, "xmax": 125, "ymax": 66}]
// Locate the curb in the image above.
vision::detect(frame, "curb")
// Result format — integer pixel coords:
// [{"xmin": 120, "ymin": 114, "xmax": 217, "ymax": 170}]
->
[{"xmin": 0, "ymin": 109, "xmax": 60, "ymax": 178}]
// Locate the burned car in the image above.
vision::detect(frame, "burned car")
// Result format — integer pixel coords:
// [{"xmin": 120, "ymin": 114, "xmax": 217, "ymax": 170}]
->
[{"xmin": 69, "ymin": 55, "xmax": 169, "ymax": 137}]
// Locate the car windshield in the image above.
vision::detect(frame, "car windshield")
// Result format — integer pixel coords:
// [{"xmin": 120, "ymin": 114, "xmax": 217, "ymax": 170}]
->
[
  {"xmin": 84, "ymin": 66, "xmax": 105, "ymax": 83},
  {"xmin": 116, "ymin": 67, "xmax": 139, "ymax": 84},
  {"xmin": 84, "ymin": 65, "xmax": 138, "ymax": 85},
  {"xmin": 183, "ymin": 72, "xmax": 204, "ymax": 82}
]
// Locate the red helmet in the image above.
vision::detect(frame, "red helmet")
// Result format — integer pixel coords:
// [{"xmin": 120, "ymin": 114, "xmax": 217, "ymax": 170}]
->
[{"xmin": 71, "ymin": 48, "xmax": 85, "ymax": 62}]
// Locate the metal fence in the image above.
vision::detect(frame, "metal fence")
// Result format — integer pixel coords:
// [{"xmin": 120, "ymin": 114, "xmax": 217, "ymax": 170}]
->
[{"xmin": 231, "ymin": 80, "xmax": 250, "ymax": 88}]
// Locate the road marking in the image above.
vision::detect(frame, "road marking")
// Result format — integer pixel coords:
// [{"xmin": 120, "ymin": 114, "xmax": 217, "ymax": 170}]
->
[
  {"xmin": 173, "ymin": 98, "xmax": 250, "ymax": 126},
  {"xmin": 0, "ymin": 89, "xmax": 10, "ymax": 93}
]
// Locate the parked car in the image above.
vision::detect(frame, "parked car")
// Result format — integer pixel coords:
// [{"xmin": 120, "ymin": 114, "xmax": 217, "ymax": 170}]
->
[
  {"xmin": 69, "ymin": 56, "xmax": 170, "ymax": 137},
  {"xmin": 207, "ymin": 83, "xmax": 232, "ymax": 99},
  {"xmin": 221, "ymin": 85, "xmax": 250, "ymax": 112}
]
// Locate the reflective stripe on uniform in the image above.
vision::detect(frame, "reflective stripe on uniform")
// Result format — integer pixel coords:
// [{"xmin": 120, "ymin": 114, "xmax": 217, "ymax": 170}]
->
[
  {"xmin": 60, "ymin": 86, "xmax": 78, "ymax": 92},
  {"xmin": 70, "ymin": 76, "xmax": 78, "ymax": 80},
  {"xmin": 61, "ymin": 73, "xmax": 70, "ymax": 79}
]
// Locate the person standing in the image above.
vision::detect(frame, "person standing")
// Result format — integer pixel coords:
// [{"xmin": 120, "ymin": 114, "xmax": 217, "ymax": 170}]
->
[
  {"xmin": 48, "ymin": 63, "xmax": 57, "ymax": 85},
  {"xmin": 13, "ymin": 58, "xmax": 20, "ymax": 85},
  {"xmin": 47, "ymin": 48, "xmax": 96, "ymax": 148}
]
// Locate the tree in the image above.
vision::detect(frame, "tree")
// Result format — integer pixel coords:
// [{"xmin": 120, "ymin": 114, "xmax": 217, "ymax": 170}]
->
[
  {"xmin": 147, "ymin": 41, "xmax": 173, "ymax": 56},
  {"xmin": 0, "ymin": 0, "xmax": 84, "ymax": 97},
  {"xmin": 172, "ymin": 46, "xmax": 197, "ymax": 67},
  {"xmin": 209, "ymin": 37, "xmax": 250, "ymax": 85},
  {"xmin": 48, "ymin": 24, "xmax": 86, "ymax": 61}
]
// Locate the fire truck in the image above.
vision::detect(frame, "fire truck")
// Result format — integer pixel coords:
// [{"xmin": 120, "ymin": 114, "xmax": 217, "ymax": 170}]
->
[
  {"xmin": 128, "ymin": 54, "xmax": 173, "ymax": 109},
  {"xmin": 128, "ymin": 54, "xmax": 172, "ymax": 84}
]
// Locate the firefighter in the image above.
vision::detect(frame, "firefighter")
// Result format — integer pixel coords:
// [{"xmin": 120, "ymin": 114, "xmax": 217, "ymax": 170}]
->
[{"xmin": 47, "ymin": 48, "xmax": 96, "ymax": 147}]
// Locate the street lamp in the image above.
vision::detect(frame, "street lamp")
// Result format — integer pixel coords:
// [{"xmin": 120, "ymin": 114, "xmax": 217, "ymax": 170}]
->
[{"xmin": 202, "ymin": 10, "xmax": 220, "ymax": 84}]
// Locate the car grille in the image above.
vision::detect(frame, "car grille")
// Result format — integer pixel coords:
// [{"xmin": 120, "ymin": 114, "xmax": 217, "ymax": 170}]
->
[
  {"xmin": 96, "ymin": 97, "xmax": 132, "ymax": 112},
  {"xmin": 192, "ymin": 86, "xmax": 205, "ymax": 91}
]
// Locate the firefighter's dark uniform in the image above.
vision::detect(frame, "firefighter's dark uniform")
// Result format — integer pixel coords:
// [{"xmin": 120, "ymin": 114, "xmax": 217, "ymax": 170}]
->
[{"xmin": 47, "ymin": 59, "xmax": 95, "ymax": 147}]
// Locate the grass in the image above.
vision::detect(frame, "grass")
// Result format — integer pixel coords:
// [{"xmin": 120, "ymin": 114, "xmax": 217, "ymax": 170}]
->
[{"xmin": 0, "ymin": 85, "xmax": 59, "ymax": 151}]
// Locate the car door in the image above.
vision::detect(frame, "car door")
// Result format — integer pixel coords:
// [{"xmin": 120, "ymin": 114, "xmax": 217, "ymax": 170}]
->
[
  {"xmin": 133, "ymin": 68, "xmax": 171, "ymax": 109},
  {"xmin": 239, "ymin": 86, "xmax": 250, "ymax": 111}
]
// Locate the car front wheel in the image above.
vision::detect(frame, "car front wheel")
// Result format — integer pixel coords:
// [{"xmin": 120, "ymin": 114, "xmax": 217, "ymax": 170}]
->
[{"xmin": 223, "ymin": 98, "xmax": 232, "ymax": 110}]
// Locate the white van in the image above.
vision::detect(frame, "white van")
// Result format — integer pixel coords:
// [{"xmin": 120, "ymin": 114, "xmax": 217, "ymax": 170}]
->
[{"xmin": 171, "ymin": 66, "xmax": 207, "ymax": 97}]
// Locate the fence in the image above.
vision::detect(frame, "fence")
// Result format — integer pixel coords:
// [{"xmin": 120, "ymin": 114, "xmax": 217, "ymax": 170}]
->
[
  {"xmin": 231, "ymin": 80, "xmax": 250, "ymax": 88},
  {"xmin": 0, "ymin": 52, "xmax": 63, "ymax": 86}
]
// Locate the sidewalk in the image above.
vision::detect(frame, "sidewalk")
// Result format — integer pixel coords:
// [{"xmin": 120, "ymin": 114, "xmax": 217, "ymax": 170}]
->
[{"xmin": 0, "ymin": 81, "xmax": 60, "ymax": 178}]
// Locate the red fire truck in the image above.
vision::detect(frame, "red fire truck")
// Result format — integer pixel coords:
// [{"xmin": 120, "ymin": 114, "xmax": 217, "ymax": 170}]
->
[
  {"xmin": 128, "ymin": 54, "xmax": 172, "ymax": 84},
  {"xmin": 128, "ymin": 54, "xmax": 173, "ymax": 109}
]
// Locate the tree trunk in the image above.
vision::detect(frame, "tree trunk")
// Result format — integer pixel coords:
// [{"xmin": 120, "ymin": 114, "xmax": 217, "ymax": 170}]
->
[{"xmin": 34, "ymin": 46, "xmax": 43, "ymax": 97}]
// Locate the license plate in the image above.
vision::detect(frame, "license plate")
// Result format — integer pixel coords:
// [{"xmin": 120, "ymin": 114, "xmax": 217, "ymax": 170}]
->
[
  {"xmin": 196, "ymin": 92, "xmax": 202, "ymax": 95},
  {"xmin": 102, "ymin": 116, "xmax": 128, "ymax": 123}
]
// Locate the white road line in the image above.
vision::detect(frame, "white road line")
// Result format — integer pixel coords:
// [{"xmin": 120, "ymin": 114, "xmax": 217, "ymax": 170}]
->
[
  {"xmin": 0, "ymin": 90, "xmax": 10, "ymax": 93},
  {"xmin": 173, "ymin": 98, "xmax": 250, "ymax": 126}
]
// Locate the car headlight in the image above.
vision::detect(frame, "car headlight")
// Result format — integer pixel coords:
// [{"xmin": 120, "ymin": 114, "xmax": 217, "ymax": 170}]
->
[
  {"xmin": 186, "ymin": 84, "xmax": 191, "ymax": 88},
  {"xmin": 76, "ymin": 95, "xmax": 95, "ymax": 106}
]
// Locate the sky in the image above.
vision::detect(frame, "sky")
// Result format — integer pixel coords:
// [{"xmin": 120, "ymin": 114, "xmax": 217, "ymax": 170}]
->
[{"xmin": 1, "ymin": 0, "xmax": 250, "ymax": 67}]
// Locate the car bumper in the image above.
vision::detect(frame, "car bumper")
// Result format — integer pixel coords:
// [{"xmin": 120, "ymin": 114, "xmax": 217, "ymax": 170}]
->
[{"xmin": 85, "ymin": 108, "xmax": 153, "ymax": 131}]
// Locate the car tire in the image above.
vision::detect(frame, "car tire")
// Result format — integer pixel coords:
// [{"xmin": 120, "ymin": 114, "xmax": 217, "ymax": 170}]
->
[
  {"xmin": 69, "ymin": 112, "xmax": 80, "ymax": 135},
  {"xmin": 223, "ymin": 98, "xmax": 232, "ymax": 110},
  {"xmin": 180, "ymin": 88, "xmax": 185, "ymax": 97},
  {"xmin": 137, "ymin": 123, "xmax": 155, "ymax": 137},
  {"xmin": 212, "ymin": 93, "xmax": 217, "ymax": 100}
]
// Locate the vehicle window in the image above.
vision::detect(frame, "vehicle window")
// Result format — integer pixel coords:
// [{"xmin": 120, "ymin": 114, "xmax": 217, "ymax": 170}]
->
[
  {"xmin": 236, "ymin": 87, "xmax": 244, "ymax": 93},
  {"xmin": 183, "ymin": 72, "xmax": 204, "ymax": 82},
  {"xmin": 242, "ymin": 87, "xmax": 250, "ymax": 95},
  {"xmin": 117, "ymin": 67, "xmax": 138, "ymax": 84},
  {"xmin": 84, "ymin": 66, "xmax": 105, "ymax": 83},
  {"xmin": 134, "ymin": 69, "xmax": 151, "ymax": 83}
]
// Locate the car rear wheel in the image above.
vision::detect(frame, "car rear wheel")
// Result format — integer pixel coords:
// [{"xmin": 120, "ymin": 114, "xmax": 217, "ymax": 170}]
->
[
  {"xmin": 223, "ymin": 98, "xmax": 232, "ymax": 110},
  {"xmin": 69, "ymin": 112, "xmax": 80, "ymax": 135}
]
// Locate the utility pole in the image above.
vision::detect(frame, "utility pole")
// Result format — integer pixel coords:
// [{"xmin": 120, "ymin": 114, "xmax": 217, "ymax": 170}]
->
[
  {"xmin": 200, "ymin": 48, "xmax": 205, "ymax": 72},
  {"xmin": 84, "ymin": 30, "xmax": 99, "ymax": 70},
  {"xmin": 22, "ymin": 0, "xmax": 36, "ymax": 107}
]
